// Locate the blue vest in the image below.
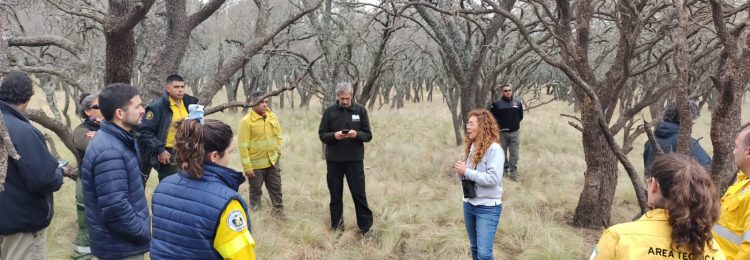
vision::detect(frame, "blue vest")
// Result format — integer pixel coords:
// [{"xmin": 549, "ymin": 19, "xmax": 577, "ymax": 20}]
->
[{"xmin": 150, "ymin": 163, "xmax": 249, "ymax": 259}]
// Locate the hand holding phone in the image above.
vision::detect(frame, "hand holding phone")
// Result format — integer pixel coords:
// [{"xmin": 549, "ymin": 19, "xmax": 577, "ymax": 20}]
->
[{"xmin": 341, "ymin": 129, "xmax": 350, "ymax": 134}]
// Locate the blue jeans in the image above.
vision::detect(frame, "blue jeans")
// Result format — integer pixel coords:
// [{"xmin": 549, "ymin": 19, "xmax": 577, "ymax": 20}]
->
[{"xmin": 463, "ymin": 202, "xmax": 502, "ymax": 260}]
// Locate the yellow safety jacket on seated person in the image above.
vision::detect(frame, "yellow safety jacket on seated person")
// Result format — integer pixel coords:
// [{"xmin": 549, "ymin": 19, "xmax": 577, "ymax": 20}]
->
[{"xmin": 590, "ymin": 208, "xmax": 725, "ymax": 260}]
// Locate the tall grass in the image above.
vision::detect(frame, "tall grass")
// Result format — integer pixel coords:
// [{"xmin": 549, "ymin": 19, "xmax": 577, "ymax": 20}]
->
[{"xmin": 26, "ymin": 86, "xmax": 745, "ymax": 259}]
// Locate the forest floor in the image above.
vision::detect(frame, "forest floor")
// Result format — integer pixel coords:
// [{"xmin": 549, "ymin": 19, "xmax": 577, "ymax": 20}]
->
[{"xmin": 34, "ymin": 86, "xmax": 744, "ymax": 259}]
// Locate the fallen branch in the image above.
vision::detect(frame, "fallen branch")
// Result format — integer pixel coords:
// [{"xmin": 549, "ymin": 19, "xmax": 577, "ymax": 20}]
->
[{"xmin": 205, "ymin": 62, "xmax": 313, "ymax": 116}]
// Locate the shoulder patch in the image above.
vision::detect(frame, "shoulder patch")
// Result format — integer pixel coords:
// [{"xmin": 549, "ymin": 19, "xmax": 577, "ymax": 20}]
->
[
  {"xmin": 226, "ymin": 210, "xmax": 247, "ymax": 232},
  {"xmin": 145, "ymin": 111, "xmax": 154, "ymax": 120}
]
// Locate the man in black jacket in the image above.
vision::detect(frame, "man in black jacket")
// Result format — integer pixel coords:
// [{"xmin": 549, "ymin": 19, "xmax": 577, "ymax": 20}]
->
[
  {"xmin": 318, "ymin": 82, "xmax": 374, "ymax": 239},
  {"xmin": 489, "ymin": 83, "xmax": 524, "ymax": 181},
  {"xmin": 0, "ymin": 71, "xmax": 64, "ymax": 259},
  {"xmin": 139, "ymin": 74, "xmax": 199, "ymax": 182}
]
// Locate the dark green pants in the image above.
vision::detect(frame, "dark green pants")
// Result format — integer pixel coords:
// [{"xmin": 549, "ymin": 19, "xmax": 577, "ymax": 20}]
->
[{"xmin": 73, "ymin": 179, "xmax": 91, "ymax": 259}]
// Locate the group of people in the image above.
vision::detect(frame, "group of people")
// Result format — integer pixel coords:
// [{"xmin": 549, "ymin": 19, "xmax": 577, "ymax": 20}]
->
[
  {"xmin": 587, "ymin": 106, "xmax": 750, "ymax": 259},
  {"xmin": 5, "ymin": 67, "xmax": 749, "ymax": 260},
  {"xmin": 0, "ymin": 71, "xmax": 375, "ymax": 259}
]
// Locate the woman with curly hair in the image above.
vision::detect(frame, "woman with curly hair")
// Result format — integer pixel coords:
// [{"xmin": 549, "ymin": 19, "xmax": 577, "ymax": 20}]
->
[
  {"xmin": 150, "ymin": 107, "xmax": 256, "ymax": 259},
  {"xmin": 453, "ymin": 109, "xmax": 504, "ymax": 260},
  {"xmin": 590, "ymin": 153, "xmax": 725, "ymax": 259}
]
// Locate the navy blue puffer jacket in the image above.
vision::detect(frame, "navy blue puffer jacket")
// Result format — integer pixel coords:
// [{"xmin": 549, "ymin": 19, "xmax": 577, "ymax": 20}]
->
[
  {"xmin": 150, "ymin": 163, "xmax": 249, "ymax": 259},
  {"xmin": 81, "ymin": 121, "xmax": 150, "ymax": 259}
]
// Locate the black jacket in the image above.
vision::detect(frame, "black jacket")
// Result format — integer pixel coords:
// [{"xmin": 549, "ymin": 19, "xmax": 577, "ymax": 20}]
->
[
  {"xmin": 318, "ymin": 102, "xmax": 372, "ymax": 162},
  {"xmin": 0, "ymin": 100, "xmax": 63, "ymax": 235},
  {"xmin": 489, "ymin": 97, "xmax": 524, "ymax": 132},
  {"xmin": 138, "ymin": 92, "xmax": 198, "ymax": 171},
  {"xmin": 643, "ymin": 121, "xmax": 711, "ymax": 176}
]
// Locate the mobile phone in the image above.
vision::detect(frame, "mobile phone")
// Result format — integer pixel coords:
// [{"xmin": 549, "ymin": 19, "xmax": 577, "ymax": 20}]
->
[
  {"xmin": 58, "ymin": 160, "xmax": 69, "ymax": 168},
  {"xmin": 342, "ymin": 129, "xmax": 350, "ymax": 134}
]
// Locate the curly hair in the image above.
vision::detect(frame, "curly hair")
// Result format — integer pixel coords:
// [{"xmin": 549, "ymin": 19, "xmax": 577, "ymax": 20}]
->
[
  {"xmin": 463, "ymin": 109, "xmax": 500, "ymax": 166},
  {"xmin": 0, "ymin": 71, "xmax": 34, "ymax": 105},
  {"xmin": 650, "ymin": 153, "xmax": 720, "ymax": 256},
  {"xmin": 174, "ymin": 119, "xmax": 233, "ymax": 178}
]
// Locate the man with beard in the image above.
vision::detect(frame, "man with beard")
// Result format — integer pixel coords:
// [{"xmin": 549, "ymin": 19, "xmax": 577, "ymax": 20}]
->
[
  {"xmin": 81, "ymin": 83, "xmax": 150, "ymax": 259},
  {"xmin": 489, "ymin": 83, "xmax": 524, "ymax": 181}
]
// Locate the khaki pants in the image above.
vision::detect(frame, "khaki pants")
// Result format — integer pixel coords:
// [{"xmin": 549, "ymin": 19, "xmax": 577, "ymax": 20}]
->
[
  {"xmin": 0, "ymin": 229, "xmax": 47, "ymax": 260},
  {"xmin": 247, "ymin": 164, "xmax": 283, "ymax": 211}
]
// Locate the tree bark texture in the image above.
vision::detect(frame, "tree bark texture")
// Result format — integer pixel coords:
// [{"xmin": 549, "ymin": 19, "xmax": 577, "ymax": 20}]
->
[{"xmin": 708, "ymin": 0, "xmax": 750, "ymax": 192}]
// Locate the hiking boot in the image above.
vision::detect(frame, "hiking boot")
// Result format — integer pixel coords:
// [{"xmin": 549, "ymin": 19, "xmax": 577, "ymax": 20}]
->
[
  {"xmin": 273, "ymin": 208, "xmax": 287, "ymax": 221},
  {"xmin": 361, "ymin": 229, "xmax": 374, "ymax": 241},
  {"xmin": 508, "ymin": 171, "xmax": 518, "ymax": 181}
]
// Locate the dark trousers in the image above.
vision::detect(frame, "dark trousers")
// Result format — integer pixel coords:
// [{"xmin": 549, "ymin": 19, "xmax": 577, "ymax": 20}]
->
[
  {"xmin": 326, "ymin": 160, "xmax": 373, "ymax": 232},
  {"xmin": 157, "ymin": 148, "xmax": 178, "ymax": 182},
  {"xmin": 247, "ymin": 164, "xmax": 283, "ymax": 210}
]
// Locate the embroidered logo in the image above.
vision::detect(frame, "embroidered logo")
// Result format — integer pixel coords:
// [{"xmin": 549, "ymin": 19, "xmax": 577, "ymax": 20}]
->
[
  {"xmin": 145, "ymin": 111, "xmax": 154, "ymax": 120},
  {"xmin": 352, "ymin": 114, "xmax": 360, "ymax": 122},
  {"xmin": 226, "ymin": 210, "xmax": 246, "ymax": 232}
]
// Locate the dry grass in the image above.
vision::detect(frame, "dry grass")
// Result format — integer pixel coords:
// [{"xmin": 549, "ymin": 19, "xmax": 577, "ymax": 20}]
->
[{"xmin": 26, "ymin": 86, "xmax": 747, "ymax": 260}]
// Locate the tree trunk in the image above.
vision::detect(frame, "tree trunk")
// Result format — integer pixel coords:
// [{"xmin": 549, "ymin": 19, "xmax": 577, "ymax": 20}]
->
[
  {"xmin": 673, "ymin": 0, "xmax": 693, "ymax": 154},
  {"xmin": 104, "ymin": 30, "xmax": 136, "ymax": 84},
  {"xmin": 573, "ymin": 98, "xmax": 618, "ymax": 228}
]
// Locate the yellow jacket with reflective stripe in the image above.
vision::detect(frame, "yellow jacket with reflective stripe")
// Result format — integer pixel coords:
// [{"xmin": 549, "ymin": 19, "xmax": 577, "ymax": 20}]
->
[
  {"xmin": 214, "ymin": 200, "xmax": 255, "ymax": 259},
  {"xmin": 238, "ymin": 109, "xmax": 282, "ymax": 172},
  {"xmin": 591, "ymin": 209, "xmax": 725, "ymax": 260},
  {"xmin": 714, "ymin": 172, "xmax": 750, "ymax": 260}
]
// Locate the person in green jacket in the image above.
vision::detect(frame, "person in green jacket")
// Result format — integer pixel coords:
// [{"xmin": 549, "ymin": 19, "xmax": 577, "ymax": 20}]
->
[{"xmin": 71, "ymin": 93, "xmax": 102, "ymax": 260}]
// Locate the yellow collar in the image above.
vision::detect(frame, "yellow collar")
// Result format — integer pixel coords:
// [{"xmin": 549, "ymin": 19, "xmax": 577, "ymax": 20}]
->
[
  {"xmin": 639, "ymin": 208, "xmax": 668, "ymax": 221},
  {"xmin": 169, "ymin": 97, "xmax": 183, "ymax": 107},
  {"xmin": 250, "ymin": 109, "xmax": 270, "ymax": 121}
]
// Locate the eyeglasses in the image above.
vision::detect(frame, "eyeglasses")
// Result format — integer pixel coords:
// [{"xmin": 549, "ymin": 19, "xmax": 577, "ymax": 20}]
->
[
  {"xmin": 502, "ymin": 90, "xmax": 512, "ymax": 92},
  {"xmin": 89, "ymin": 105, "xmax": 100, "ymax": 110}
]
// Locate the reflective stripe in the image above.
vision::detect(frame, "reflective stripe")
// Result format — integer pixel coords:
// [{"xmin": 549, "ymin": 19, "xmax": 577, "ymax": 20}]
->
[
  {"xmin": 713, "ymin": 224, "xmax": 743, "ymax": 245},
  {"xmin": 745, "ymin": 231, "xmax": 750, "ymax": 242},
  {"xmin": 75, "ymin": 245, "xmax": 91, "ymax": 254},
  {"xmin": 216, "ymin": 232, "xmax": 255, "ymax": 257},
  {"xmin": 588, "ymin": 246, "xmax": 597, "ymax": 260}
]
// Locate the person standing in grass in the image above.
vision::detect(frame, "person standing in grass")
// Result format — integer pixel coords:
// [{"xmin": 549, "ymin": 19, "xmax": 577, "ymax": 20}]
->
[
  {"xmin": 488, "ymin": 83, "xmax": 523, "ymax": 181},
  {"xmin": 71, "ymin": 93, "xmax": 103, "ymax": 260},
  {"xmin": 590, "ymin": 154, "xmax": 724, "ymax": 259},
  {"xmin": 453, "ymin": 109, "xmax": 504, "ymax": 260},
  {"xmin": 238, "ymin": 91, "xmax": 285, "ymax": 218},
  {"xmin": 81, "ymin": 83, "xmax": 149, "ymax": 260},
  {"xmin": 139, "ymin": 74, "xmax": 199, "ymax": 182},
  {"xmin": 318, "ymin": 82, "xmax": 374, "ymax": 240},
  {"xmin": 713, "ymin": 124, "xmax": 750, "ymax": 259},
  {"xmin": 150, "ymin": 110, "xmax": 256, "ymax": 259},
  {"xmin": 0, "ymin": 71, "xmax": 64, "ymax": 260}
]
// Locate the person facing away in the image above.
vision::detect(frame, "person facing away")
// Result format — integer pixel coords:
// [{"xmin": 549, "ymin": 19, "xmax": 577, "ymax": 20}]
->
[
  {"xmin": 151, "ymin": 114, "xmax": 256, "ymax": 259},
  {"xmin": 318, "ymin": 82, "xmax": 374, "ymax": 239},
  {"xmin": 71, "ymin": 93, "xmax": 103, "ymax": 260},
  {"xmin": 0, "ymin": 71, "xmax": 64, "ymax": 260},
  {"xmin": 453, "ymin": 109, "xmax": 504, "ymax": 260},
  {"xmin": 713, "ymin": 124, "xmax": 750, "ymax": 259},
  {"xmin": 643, "ymin": 102, "xmax": 711, "ymax": 177},
  {"xmin": 591, "ymin": 154, "xmax": 724, "ymax": 260},
  {"xmin": 80, "ymin": 83, "xmax": 149, "ymax": 260},
  {"xmin": 238, "ymin": 91, "xmax": 285, "ymax": 218},
  {"xmin": 488, "ymin": 83, "xmax": 523, "ymax": 181},
  {"xmin": 139, "ymin": 74, "xmax": 199, "ymax": 182}
]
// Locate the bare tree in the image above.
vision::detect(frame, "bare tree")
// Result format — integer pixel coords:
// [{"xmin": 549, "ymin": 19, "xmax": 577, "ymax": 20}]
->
[{"xmin": 707, "ymin": 0, "xmax": 750, "ymax": 192}]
